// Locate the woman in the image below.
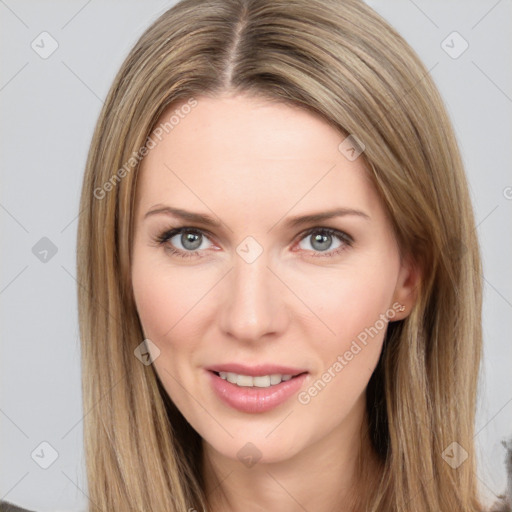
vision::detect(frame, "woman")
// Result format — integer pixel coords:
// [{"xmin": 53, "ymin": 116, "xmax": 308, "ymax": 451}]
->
[{"xmin": 36, "ymin": 0, "xmax": 491, "ymax": 510}]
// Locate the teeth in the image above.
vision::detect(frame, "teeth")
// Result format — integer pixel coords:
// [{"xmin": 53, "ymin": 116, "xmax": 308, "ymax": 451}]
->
[
  {"xmin": 253, "ymin": 375, "xmax": 271, "ymax": 387},
  {"xmin": 237, "ymin": 374, "xmax": 253, "ymax": 387},
  {"xmin": 217, "ymin": 372, "xmax": 294, "ymax": 388},
  {"xmin": 270, "ymin": 374, "xmax": 282, "ymax": 385}
]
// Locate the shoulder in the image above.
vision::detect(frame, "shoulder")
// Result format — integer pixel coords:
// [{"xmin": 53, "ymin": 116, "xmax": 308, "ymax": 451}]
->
[
  {"xmin": 488, "ymin": 497, "xmax": 512, "ymax": 512},
  {"xmin": 0, "ymin": 501, "xmax": 35, "ymax": 512}
]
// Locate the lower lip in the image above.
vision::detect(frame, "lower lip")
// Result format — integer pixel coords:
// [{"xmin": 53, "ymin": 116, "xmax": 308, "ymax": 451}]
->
[{"xmin": 207, "ymin": 370, "xmax": 308, "ymax": 413}]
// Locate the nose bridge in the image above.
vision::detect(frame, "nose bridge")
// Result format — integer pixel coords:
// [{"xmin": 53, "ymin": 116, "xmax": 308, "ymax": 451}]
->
[{"xmin": 219, "ymin": 244, "xmax": 285, "ymax": 341}]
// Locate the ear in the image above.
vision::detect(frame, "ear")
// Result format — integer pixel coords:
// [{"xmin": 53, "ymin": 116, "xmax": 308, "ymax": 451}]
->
[{"xmin": 390, "ymin": 253, "xmax": 421, "ymax": 321}]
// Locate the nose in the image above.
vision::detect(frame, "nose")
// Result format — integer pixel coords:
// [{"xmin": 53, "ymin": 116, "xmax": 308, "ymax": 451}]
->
[{"xmin": 218, "ymin": 249, "xmax": 288, "ymax": 343}]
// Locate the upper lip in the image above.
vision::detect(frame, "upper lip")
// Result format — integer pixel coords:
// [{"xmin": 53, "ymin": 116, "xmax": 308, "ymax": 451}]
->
[{"xmin": 205, "ymin": 363, "xmax": 308, "ymax": 377}]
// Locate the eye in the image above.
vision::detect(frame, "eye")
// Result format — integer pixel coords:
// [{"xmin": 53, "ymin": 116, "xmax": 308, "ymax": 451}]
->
[
  {"xmin": 154, "ymin": 226, "xmax": 353, "ymax": 259},
  {"xmin": 155, "ymin": 227, "xmax": 214, "ymax": 259},
  {"xmin": 295, "ymin": 227, "xmax": 353, "ymax": 257}
]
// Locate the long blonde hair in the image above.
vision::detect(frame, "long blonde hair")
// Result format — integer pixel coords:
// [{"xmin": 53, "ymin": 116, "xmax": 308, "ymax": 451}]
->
[{"xmin": 77, "ymin": 0, "xmax": 483, "ymax": 510}]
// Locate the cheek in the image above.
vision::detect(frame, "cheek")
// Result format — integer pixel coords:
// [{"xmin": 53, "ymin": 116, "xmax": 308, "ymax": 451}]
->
[
  {"xmin": 131, "ymin": 250, "xmax": 220, "ymax": 400},
  {"xmin": 295, "ymin": 259, "xmax": 398, "ymax": 413},
  {"xmin": 131, "ymin": 259, "xmax": 198, "ymax": 393},
  {"xmin": 308, "ymin": 261, "xmax": 397, "ymax": 345},
  {"xmin": 131, "ymin": 263, "xmax": 175, "ymax": 340},
  {"xmin": 131, "ymin": 248, "xmax": 208, "ymax": 341},
  {"xmin": 131, "ymin": 253, "xmax": 217, "ymax": 428}
]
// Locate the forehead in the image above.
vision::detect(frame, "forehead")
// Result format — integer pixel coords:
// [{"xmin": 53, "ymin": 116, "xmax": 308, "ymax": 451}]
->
[{"xmin": 135, "ymin": 94, "xmax": 380, "ymax": 226}]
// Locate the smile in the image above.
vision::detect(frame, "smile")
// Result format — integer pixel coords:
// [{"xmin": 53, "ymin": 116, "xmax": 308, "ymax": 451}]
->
[
  {"xmin": 207, "ymin": 370, "xmax": 308, "ymax": 413},
  {"xmin": 216, "ymin": 372, "xmax": 294, "ymax": 387}
]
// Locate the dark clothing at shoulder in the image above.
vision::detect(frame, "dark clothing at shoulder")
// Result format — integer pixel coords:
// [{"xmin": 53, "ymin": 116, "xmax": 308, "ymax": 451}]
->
[{"xmin": 0, "ymin": 501, "xmax": 35, "ymax": 512}]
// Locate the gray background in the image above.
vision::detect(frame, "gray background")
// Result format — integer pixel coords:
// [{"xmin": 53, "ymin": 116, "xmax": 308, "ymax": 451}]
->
[{"xmin": 1, "ymin": 1, "xmax": 511, "ymax": 510}]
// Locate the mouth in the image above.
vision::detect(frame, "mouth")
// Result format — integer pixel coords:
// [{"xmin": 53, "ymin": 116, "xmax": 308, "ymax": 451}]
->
[
  {"xmin": 206, "ymin": 366, "xmax": 309, "ymax": 413},
  {"xmin": 211, "ymin": 370, "xmax": 307, "ymax": 388}
]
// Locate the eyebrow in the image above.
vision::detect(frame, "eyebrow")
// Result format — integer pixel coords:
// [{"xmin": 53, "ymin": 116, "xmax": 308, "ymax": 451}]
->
[{"xmin": 143, "ymin": 205, "xmax": 370, "ymax": 229}]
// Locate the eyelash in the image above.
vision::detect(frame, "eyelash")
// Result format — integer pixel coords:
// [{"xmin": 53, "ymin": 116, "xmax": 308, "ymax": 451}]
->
[{"xmin": 153, "ymin": 226, "xmax": 354, "ymax": 260}]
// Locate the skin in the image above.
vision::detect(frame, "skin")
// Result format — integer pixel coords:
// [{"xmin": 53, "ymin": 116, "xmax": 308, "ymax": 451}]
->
[{"xmin": 131, "ymin": 92, "xmax": 419, "ymax": 512}]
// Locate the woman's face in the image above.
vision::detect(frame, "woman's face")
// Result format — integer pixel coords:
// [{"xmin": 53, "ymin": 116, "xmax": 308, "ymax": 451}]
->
[{"xmin": 131, "ymin": 93, "xmax": 416, "ymax": 465}]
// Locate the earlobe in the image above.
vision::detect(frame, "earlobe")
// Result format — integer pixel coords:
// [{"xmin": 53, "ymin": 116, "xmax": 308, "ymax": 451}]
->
[{"xmin": 391, "ymin": 254, "xmax": 422, "ymax": 320}]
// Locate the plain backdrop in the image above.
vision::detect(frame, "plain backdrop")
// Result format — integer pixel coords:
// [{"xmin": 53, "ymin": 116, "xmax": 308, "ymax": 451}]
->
[{"xmin": 1, "ymin": 1, "xmax": 511, "ymax": 510}]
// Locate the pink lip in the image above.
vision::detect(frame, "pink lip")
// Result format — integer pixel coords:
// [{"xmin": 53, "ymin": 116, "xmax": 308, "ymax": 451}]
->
[
  {"xmin": 206, "ymin": 370, "xmax": 308, "ymax": 414},
  {"xmin": 205, "ymin": 363, "xmax": 307, "ymax": 377}
]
